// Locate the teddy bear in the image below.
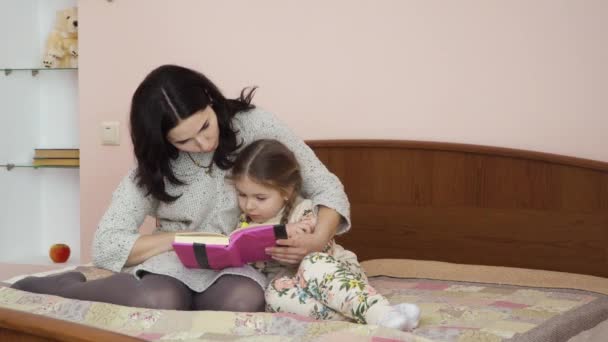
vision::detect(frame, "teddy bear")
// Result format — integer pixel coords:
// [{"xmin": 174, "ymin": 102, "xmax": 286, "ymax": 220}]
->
[{"xmin": 42, "ymin": 7, "xmax": 78, "ymax": 68}]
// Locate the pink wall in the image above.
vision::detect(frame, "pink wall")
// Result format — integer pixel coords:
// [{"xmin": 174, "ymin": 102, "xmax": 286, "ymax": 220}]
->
[{"xmin": 78, "ymin": 0, "xmax": 608, "ymax": 262}]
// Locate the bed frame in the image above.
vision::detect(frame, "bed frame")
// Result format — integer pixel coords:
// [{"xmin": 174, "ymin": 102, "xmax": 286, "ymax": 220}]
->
[
  {"xmin": 1, "ymin": 139, "xmax": 607, "ymax": 341},
  {"xmin": 309, "ymin": 140, "xmax": 608, "ymax": 278}
]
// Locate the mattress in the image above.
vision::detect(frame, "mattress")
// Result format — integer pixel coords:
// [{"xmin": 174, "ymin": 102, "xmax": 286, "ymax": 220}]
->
[{"xmin": 2, "ymin": 259, "xmax": 607, "ymax": 341}]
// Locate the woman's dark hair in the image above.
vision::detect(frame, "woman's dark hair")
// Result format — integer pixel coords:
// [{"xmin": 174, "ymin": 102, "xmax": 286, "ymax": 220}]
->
[
  {"xmin": 228, "ymin": 139, "xmax": 303, "ymax": 224},
  {"xmin": 130, "ymin": 64, "xmax": 256, "ymax": 202}
]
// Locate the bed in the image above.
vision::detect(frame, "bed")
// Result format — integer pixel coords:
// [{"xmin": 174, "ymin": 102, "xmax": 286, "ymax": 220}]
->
[{"xmin": 1, "ymin": 139, "xmax": 607, "ymax": 341}]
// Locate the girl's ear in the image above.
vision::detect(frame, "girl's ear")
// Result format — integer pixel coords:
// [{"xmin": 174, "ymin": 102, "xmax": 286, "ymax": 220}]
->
[{"xmin": 283, "ymin": 185, "xmax": 296, "ymax": 201}]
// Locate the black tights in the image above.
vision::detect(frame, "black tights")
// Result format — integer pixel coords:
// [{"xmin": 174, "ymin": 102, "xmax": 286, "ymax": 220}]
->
[{"xmin": 11, "ymin": 271, "xmax": 265, "ymax": 312}]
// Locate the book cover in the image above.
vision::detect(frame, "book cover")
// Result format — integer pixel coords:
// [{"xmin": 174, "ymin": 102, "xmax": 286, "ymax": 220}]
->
[
  {"xmin": 172, "ymin": 224, "xmax": 288, "ymax": 270},
  {"xmin": 34, "ymin": 148, "xmax": 80, "ymax": 159}
]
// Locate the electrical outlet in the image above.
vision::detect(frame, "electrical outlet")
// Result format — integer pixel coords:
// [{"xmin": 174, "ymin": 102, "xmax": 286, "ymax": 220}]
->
[{"xmin": 101, "ymin": 121, "xmax": 120, "ymax": 145}]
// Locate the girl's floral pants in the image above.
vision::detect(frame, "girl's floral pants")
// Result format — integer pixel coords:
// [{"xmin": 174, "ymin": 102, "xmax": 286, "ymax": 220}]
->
[{"xmin": 265, "ymin": 251, "xmax": 390, "ymax": 323}]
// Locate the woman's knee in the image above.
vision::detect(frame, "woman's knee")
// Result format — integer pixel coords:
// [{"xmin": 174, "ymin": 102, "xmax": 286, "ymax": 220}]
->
[
  {"xmin": 128, "ymin": 274, "xmax": 192, "ymax": 310},
  {"xmin": 215, "ymin": 275, "xmax": 265, "ymax": 312}
]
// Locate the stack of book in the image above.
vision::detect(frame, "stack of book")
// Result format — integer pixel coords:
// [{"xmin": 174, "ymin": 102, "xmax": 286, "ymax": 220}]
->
[{"xmin": 33, "ymin": 148, "xmax": 79, "ymax": 167}]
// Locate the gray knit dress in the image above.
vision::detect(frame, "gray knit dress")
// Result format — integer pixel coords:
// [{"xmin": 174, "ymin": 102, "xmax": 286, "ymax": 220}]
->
[{"xmin": 91, "ymin": 109, "xmax": 351, "ymax": 292}]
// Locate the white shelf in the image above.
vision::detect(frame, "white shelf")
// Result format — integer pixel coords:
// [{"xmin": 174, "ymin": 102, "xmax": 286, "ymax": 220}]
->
[
  {"xmin": 1, "ymin": 67, "xmax": 77, "ymax": 77},
  {"xmin": 0, "ymin": 0, "xmax": 80, "ymax": 266}
]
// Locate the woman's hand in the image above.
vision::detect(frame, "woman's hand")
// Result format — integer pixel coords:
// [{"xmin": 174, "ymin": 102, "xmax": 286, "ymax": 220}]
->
[
  {"xmin": 285, "ymin": 218, "xmax": 315, "ymax": 238},
  {"xmin": 125, "ymin": 229, "xmax": 197, "ymax": 267},
  {"xmin": 266, "ymin": 232, "xmax": 328, "ymax": 265},
  {"xmin": 125, "ymin": 231, "xmax": 177, "ymax": 267},
  {"xmin": 266, "ymin": 206, "xmax": 341, "ymax": 265}
]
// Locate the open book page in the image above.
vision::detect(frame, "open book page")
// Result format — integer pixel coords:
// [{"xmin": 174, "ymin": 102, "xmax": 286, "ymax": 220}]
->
[{"xmin": 174, "ymin": 232, "xmax": 229, "ymax": 245}]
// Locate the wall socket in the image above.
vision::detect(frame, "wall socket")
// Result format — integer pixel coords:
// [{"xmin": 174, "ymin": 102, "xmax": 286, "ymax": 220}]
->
[{"xmin": 100, "ymin": 121, "xmax": 120, "ymax": 145}]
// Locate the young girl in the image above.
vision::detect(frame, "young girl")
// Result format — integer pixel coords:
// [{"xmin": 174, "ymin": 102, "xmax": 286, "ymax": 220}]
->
[{"xmin": 228, "ymin": 139, "xmax": 420, "ymax": 331}]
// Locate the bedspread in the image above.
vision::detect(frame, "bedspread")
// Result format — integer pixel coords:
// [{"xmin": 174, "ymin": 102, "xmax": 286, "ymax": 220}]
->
[{"xmin": 2, "ymin": 261, "xmax": 607, "ymax": 341}]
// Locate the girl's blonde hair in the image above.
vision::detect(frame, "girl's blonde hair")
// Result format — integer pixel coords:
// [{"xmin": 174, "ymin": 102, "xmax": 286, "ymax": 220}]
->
[{"xmin": 229, "ymin": 139, "xmax": 302, "ymax": 224}]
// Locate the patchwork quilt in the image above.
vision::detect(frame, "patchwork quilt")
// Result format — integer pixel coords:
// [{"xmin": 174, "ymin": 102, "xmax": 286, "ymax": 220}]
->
[{"xmin": 2, "ymin": 263, "xmax": 607, "ymax": 341}]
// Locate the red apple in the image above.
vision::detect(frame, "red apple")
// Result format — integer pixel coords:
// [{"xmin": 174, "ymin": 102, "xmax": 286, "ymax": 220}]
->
[{"xmin": 49, "ymin": 243, "xmax": 71, "ymax": 263}]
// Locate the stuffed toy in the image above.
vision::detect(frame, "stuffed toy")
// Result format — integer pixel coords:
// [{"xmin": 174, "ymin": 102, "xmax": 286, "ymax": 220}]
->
[{"xmin": 42, "ymin": 7, "xmax": 78, "ymax": 68}]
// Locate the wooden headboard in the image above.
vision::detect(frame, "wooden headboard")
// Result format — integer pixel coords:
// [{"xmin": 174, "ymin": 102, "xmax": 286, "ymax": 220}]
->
[{"xmin": 308, "ymin": 140, "xmax": 608, "ymax": 278}]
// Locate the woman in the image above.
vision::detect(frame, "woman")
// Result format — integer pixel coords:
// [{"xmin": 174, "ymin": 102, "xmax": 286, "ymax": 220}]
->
[{"xmin": 12, "ymin": 65, "xmax": 350, "ymax": 312}]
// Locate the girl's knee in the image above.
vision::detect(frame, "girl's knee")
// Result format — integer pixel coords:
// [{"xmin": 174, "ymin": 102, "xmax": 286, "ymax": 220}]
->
[
  {"xmin": 264, "ymin": 285, "xmax": 282, "ymax": 305},
  {"xmin": 300, "ymin": 252, "xmax": 335, "ymax": 276},
  {"xmin": 301, "ymin": 252, "xmax": 331, "ymax": 267}
]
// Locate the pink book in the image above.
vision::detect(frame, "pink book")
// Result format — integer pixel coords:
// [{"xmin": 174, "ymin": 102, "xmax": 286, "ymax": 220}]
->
[{"xmin": 172, "ymin": 224, "xmax": 287, "ymax": 270}]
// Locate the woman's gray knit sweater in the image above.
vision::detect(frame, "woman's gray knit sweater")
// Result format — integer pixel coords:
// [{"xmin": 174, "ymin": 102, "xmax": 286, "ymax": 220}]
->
[{"xmin": 92, "ymin": 109, "xmax": 351, "ymax": 292}]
